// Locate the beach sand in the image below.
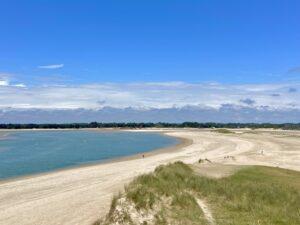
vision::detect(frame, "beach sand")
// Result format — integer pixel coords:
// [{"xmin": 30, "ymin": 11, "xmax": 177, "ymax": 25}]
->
[{"xmin": 0, "ymin": 129, "xmax": 300, "ymax": 225}]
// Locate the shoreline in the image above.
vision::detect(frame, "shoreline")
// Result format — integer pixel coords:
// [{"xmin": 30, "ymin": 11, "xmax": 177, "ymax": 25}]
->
[{"xmin": 0, "ymin": 131, "xmax": 192, "ymax": 184}]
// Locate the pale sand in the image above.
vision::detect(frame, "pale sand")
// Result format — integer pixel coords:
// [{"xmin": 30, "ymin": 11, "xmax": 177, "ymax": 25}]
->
[{"xmin": 0, "ymin": 129, "xmax": 300, "ymax": 225}]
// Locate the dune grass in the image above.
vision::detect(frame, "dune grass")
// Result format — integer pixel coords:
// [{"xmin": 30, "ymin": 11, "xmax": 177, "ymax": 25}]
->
[
  {"xmin": 94, "ymin": 162, "xmax": 300, "ymax": 225},
  {"xmin": 199, "ymin": 166, "xmax": 300, "ymax": 224}
]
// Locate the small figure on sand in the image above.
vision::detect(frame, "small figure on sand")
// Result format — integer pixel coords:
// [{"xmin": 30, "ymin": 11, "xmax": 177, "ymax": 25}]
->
[{"xmin": 142, "ymin": 154, "xmax": 145, "ymax": 158}]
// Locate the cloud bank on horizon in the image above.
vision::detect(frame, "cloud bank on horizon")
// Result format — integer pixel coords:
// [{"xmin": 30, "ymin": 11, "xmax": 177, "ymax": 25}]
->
[
  {"xmin": 0, "ymin": 81, "xmax": 299, "ymax": 110},
  {"xmin": 1, "ymin": 80, "xmax": 300, "ymax": 123}
]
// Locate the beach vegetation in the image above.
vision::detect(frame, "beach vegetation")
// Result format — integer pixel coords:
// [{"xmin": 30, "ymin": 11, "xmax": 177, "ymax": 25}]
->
[
  {"xmin": 211, "ymin": 128, "xmax": 234, "ymax": 133},
  {"xmin": 1, "ymin": 122, "xmax": 300, "ymax": 130},
  {"xmin": 94, "ymin": 162, "xmax": 300, "ymax": 225}
]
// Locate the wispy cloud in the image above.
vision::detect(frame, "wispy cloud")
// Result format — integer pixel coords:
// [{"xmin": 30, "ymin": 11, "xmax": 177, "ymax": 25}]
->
[
  {"xmin": 14, "ymin": 83, "xmax": 26, "ymax": 87},
  {"xmin": 0, "ymin": 72, "xmax": 12, "ymax": 86},
  {"xmin": 38, "ymin": 64, "xmax": 64, "ymax": 69},
  {"xmin": 0, "ymin": 80, "xmax": 26, "ymax": 87},
  {"xmin": 0, "ymin": 72, "xmax": 26, "ymax": 87}
]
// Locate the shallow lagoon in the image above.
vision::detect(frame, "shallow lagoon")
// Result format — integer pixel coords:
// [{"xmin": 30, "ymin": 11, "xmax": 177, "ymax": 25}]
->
[{"xmin": 0, "ymin": 130, "xmax": 178, "ymax": 180}]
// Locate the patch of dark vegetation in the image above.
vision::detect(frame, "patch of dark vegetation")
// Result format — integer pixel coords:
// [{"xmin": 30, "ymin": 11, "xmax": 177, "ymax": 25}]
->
[
  {"xmin": 211, "ymin": 128, "xmax": 234, "ymax": 134},
  {"xmin": 1, "ymin": 122, "xmax": 300, "ymax": 130},
  {"xmin": 198, "ymin": 158, "xmax": 212, "ymax": 163}
]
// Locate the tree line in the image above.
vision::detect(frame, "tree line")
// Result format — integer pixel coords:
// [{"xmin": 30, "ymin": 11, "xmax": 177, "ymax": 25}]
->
[{"xmin": 0, "ymin": 122, "xmax": 300, "ymax": 130}]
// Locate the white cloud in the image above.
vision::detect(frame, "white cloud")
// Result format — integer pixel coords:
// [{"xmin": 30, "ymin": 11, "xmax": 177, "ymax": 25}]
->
[
  {"xmin": 0, "ymin": 81, "xmax": 299, "ymax": 110},
  {"xmin": 0, "ymin": 73, "xmax": 26, "ymax": 87},
  {"xmin": 13, "ymin": 84, "xmax": 26, "ymax": 87},
  {"xmin": 38, "ymin": 64, "xmax": 64, "ymax": 69},
  {"xmin": 0, "ymin": 72, "xmax": 12, "ymax": 86},
  {"xmin": 0, "ymin": 80, "xmax": 9, "ymax": 86}
]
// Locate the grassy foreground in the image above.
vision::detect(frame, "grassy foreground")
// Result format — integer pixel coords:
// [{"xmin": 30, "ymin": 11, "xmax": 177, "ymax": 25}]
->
[{"xmin": 94, "ymin": 162, "xmax": 300, "ymax": 225}]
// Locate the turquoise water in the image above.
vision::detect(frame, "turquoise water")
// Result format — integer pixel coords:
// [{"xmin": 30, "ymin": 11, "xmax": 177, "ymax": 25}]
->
[{"xmin": 0, "ymin": 131, "xmax": 178, "ymax": 180}]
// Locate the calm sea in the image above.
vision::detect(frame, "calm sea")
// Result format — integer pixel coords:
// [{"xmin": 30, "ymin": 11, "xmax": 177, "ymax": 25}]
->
[{"xmin": 0, "ymin": 130, "xmax": 178, "ymax": 180}]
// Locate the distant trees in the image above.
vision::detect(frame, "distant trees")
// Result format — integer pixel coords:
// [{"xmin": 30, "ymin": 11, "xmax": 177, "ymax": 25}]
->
[{"xmin": 0, "ymin": 122, "xmax": 300, "ymax": 130}]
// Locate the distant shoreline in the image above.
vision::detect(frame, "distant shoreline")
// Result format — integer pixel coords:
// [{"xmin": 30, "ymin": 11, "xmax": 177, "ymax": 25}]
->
[
  {"xmin": 0, "ymin": 127, "xmax": 199, "ymax": 132},
  {"xmin": 0, "ymin": 128, "xmax": 127, "ymax": 132},
  {"xmin": 1, "ymin": 121, "xmax": 300, "ymax": 131}
]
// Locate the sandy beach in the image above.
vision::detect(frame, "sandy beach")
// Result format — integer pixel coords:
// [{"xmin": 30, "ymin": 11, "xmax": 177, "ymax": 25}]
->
[{"xmin": 0, "ymin": 129, "xmax": 300, "ymax": 225}]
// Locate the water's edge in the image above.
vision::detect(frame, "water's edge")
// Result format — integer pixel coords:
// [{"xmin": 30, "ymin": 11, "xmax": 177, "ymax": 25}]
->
[{"xmin": 0, "ymin": 130, "xmax": 192, "ymax": 184}]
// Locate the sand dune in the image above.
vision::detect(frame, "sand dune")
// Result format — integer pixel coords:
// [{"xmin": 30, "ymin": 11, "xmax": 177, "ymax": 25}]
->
[{"xmin": 0, "ymin": 129, "xmax": 299, "ymax": 225}]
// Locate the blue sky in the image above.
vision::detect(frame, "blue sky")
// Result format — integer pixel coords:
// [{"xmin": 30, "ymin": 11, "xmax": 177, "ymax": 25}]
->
[
  {"xmin": 0, "ymin": 1, "xmax": 300, "ymax": 122},
  {"xmin": 1, "ymin": 0, "xmax": 299, "ymax": 85}
]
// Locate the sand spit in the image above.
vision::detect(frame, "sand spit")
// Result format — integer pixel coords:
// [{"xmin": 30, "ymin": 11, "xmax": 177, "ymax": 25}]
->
[{"xmin": 0, "ymin": 129, "xmax": 299, "ymax": 225}]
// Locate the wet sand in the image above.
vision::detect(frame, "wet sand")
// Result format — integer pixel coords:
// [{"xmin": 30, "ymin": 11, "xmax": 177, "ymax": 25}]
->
[{"xmin": 0, "ymin": 129, "xmax": 299, "ymax": 225}]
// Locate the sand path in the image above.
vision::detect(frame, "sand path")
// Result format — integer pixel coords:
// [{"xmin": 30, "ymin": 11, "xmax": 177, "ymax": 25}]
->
[
  {"xmin": 0, "ymin": 129, "xmax": 299, "ymax": 225},
  {"xmin": 196, "ymin": 198, "xmax": 216, "ymax": 225}
]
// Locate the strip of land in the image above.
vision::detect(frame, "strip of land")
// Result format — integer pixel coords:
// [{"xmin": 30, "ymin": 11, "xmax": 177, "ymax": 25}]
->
[{"xmin": 0, "ymin": 129, "xmax": 300, "ymax": 225}]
